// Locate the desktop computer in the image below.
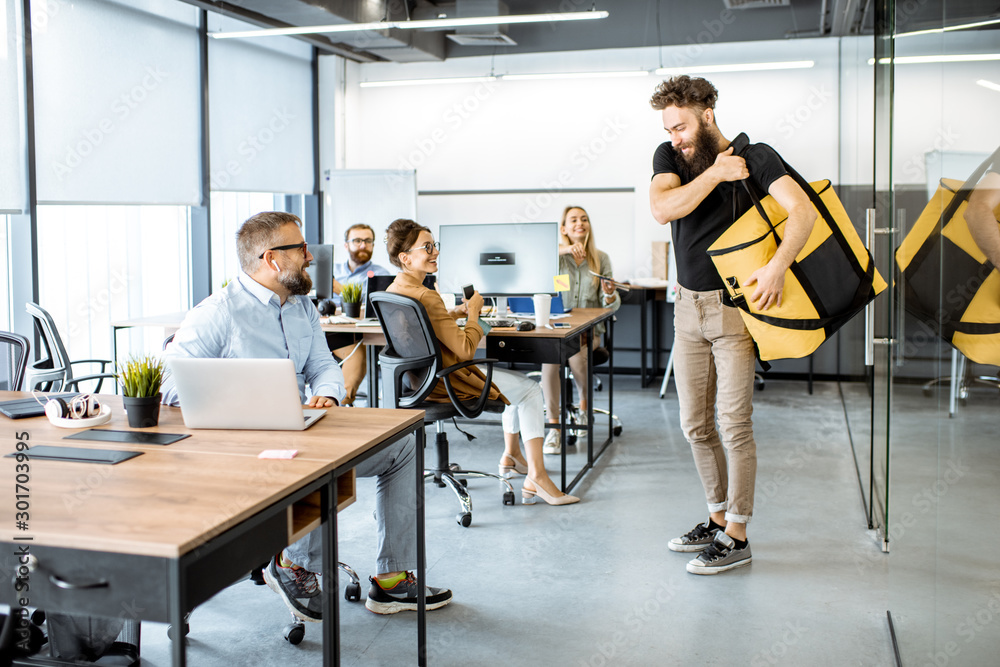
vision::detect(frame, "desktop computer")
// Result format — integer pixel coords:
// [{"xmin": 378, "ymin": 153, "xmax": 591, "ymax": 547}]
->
[
  {"xmin": 437, "ymin": 222, "xmax": 559, "ymax": 315},
  {"xmin": 306, "ymin": 244, "xmax": 334, "ymax": 299}
]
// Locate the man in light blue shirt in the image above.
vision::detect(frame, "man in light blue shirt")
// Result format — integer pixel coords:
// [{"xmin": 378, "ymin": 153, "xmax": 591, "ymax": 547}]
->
[
  {"xmin": 162, "ymin": 211, "xmax": 452, "ymax": 619},
  {"xmin": 325, "ymin": 223, "xmax": 392, "ymax": 405}
]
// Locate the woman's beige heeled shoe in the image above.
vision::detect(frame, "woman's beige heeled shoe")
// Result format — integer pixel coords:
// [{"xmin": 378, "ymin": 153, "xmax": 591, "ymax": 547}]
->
[
  {"xmin": 522, "ymin": 477, "xmax": 580, "ymax": 506},
  {"xmin": 499, "ymin": 454, "xmax": 528, "ymax": 478}
]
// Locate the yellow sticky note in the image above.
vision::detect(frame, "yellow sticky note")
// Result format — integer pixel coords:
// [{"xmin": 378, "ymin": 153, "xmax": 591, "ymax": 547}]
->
[{"xmin": 553, "ymin": 274, "xmax": 570, "ymax": 292}]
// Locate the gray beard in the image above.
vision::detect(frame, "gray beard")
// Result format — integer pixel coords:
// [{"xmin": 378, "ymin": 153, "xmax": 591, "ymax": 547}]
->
[{"xmin": 280, "ymin": 268, "xmax": 313, "ymax": 296}]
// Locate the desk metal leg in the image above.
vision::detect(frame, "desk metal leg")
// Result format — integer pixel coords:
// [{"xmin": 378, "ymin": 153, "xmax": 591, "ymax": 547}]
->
[
  {"xmin": 366, "ymin": 344, "xmax": 379, "ymax": 408},
  {"xmin": 639, "ymin": 293, "xmax": 648, "ymax": 387},
  {"xmin": 168, "ymin": 561, "xmax": 186, "ymax": 667},
  {"xmin": 322, "ymin": 478, "xmax": 339, "ymax": 667},
  {"xmin": 416, "ymin": 424, "xmax": 427, "ymax": 666}
]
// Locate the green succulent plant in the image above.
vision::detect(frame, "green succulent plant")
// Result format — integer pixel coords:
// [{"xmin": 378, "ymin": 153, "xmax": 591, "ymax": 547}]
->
[
  {"xmin": 117, "ymin": 355, "xmax": 167, "ymax": 398},
  {"xmin": 341, "ymin": 282, "xmax": 363, "ymax": 304}
]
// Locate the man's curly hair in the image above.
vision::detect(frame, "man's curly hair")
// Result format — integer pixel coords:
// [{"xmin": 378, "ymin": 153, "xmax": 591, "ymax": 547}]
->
[{"xmin": 649, "ymin": 76, "xmax": 719, "ymax": 113}]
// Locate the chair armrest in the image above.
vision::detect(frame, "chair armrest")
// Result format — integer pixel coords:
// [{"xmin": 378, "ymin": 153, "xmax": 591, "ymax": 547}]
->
[
  {"xmin": 70, "ymin": 358, "xmax": 113, "ymax": 373},
  {"xmin": 64, "ymin": 372, "xmax": 118, "ymax": 393},
  {"xmin": 378, "ymin": 352, "xmax": 438, "ymax": 410},
  {"xmin": 434, "ymin": 358, "xmax": 500, "ymax": 379},
  {"xmin": 439, "ymin": 358, "xmax": 497, "ymax": 420}
]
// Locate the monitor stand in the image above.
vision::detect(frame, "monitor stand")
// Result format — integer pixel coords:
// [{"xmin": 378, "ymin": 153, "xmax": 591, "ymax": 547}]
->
[{"xmin": 495, "ymin": 297, "xmax": 508, "ymax": 317}]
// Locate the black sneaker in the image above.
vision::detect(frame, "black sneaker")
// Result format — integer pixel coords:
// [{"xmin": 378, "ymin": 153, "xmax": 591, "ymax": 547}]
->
[
  {"xmin": 668, "ymin": 520, "xmax": 720, "ymax": 552},
  {"xmin": 365, "ymin": 573, "xmax": 453, "ymax": 615},
  {"xmin": 263, "ymin": 555, "xmax": 323, "ymax": 622},
  {"xmin": 686, "ymin": 532, "xmax": 752, "ymax": 575}
]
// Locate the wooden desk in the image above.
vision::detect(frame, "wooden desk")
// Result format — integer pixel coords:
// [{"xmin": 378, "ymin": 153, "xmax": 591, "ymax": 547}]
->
[
  {"xmin": 323, "ymin": 308, "xmax": 616, "ymax": 493},
  {"xmin": 0, "ymin": 393, "xmax": 428, "ymax": 666}
]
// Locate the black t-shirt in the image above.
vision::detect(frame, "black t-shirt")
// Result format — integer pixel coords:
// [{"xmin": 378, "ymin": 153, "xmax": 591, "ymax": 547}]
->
[{"xmin": 652, "ymin": 133, "xmax": 788, "ymax": 292}]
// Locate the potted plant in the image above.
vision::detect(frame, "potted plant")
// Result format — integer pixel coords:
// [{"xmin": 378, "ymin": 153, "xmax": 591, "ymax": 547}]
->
[
  {"xmin": 341, "ymin": 282, "xmax": 363, "ymax": 318},
  {"xmin": 117, "ymin": 354, "xmax": 166, "ymax": 428}
]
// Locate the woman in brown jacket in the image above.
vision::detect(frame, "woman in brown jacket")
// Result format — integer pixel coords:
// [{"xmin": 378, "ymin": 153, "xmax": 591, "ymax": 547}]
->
[{"xmin": 385, "ymin": 219, "xmax": 578, "ymax": 505}]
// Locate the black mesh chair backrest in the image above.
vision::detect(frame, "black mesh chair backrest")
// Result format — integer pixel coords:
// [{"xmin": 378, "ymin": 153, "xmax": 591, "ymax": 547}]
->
[
  {"xmin": 369, "ymin": 292, "xmax": 443, "ymax": 409},
  {"xmin": 366, "ymin": 274, "xmax": 435, "ymax": 318},
  {"xmin": 0, "ymin": 332, "xmax": 30, "ymax": 391}
]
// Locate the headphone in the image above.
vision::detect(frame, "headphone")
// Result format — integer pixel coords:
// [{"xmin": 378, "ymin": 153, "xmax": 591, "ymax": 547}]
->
[
  {"xmin": 43, "ymin": 394, "xmax": 103, "ymax": 421},
  {"xmin": 272, "ymin": 260, "xmax": 281, "ymax": 272}
]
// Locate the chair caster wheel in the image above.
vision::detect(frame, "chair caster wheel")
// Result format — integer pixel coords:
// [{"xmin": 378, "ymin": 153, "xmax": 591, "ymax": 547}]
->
[
  {"xmin": 613, "ymin": 426, "xmax": 623, "ymax": 436},
  {"xmin": 249, "ymin": 564, "xmax": 267, "ymax": 585},
  {"xmin": 457, "ymin": 512, "xmax": 472, "ymax": 527},
  {"xmin": 345, "ymin": 582, "xmax": 361, "ymax": 602},
  {"xmin": 503, "ymin": 490, "xmax": 515, "ymax": 505},
  {"xmin": 284, "ymin": 622, "xmax": 305, "ymax": 645},
  {"xmin": 167, "ymin": 623, "xmax": 190, "ymax": 641},
  {"xmin": 567, "ymin": 434, "xmax": 577, "ymax": 446},
  {"xmin": 30, "ymin": 609, "xmax": 45, "ymax": 626},
  {"xmin": 459, "ymin": 478, "xmax": 468, "ymax": 487}
]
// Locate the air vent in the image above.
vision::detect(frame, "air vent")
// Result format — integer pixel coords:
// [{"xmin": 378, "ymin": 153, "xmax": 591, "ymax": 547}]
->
[
  {"xmin": 446, "ymin": 32, "xmax": 517, "ymax": 46},
  {"xmin": 723, "ymin": 0, "xmax": 790, "ymax": 8}
]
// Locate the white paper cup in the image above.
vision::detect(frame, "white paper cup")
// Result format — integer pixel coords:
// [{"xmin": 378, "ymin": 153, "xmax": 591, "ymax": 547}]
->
[
  {"xmin": 532, "ymin": 294, "xmax": 552, "ymax": 327},
  {"xmin": 439, "ymin": 292, "xmax": 456, "ymax": 310}
]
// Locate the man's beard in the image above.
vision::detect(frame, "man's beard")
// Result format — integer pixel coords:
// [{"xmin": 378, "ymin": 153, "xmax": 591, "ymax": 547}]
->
[
  {"xmin": 676, "ymin": 119, "xmax": 721, "ymax": 181},
  {"xmin": 350, "ymin": 248, "xmax": 372, "ymax": 265},
  {"xmin": 280, "ymin": 265, "xmax": 313, "ymax": 295}
]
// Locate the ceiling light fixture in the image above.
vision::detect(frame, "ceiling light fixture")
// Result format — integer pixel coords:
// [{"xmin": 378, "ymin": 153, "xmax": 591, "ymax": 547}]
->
[
  {"xmin": 869, "ymin": 53, "xmax": 1000, "ymax": 65},
  {"xmin": 654, "ymin": 60, "xmax": 814, "ymax": 75},
  {"xmin": 893, "ymin": 17, "xmax": 1000, "ymax": 38},
  {"xmin": 502, "ymin": 71, "xmax": 650, "ymax": 81},
  {"xmin": 209, "ymin": 10, "xmax": 609, "ymax": 39},
  {"xmin": 977, "ymin": 79, "xmax": 1000, "ymax": 93},
  {"xmin": 359, "ymin": 76, "xmax": 498, "ymax": 88}
]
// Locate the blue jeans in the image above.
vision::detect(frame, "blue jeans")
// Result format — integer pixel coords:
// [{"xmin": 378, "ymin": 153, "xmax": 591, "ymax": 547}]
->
[{"xmin": 285, "ymin": 434, "xmax": 417, "ymax": 575}]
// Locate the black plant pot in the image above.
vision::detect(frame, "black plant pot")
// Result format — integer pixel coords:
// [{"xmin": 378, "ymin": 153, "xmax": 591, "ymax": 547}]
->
[
  {"xmin": 342, "ymin": 301, "xmax": 362, "ymax": 318},
  {"xmin": 123, "ymin": 394, "xmax": 161, "ymax": 428}
]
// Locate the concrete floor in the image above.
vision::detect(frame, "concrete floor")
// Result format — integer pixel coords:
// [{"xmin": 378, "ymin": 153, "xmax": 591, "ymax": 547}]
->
[{"xmin": 122, "ymin": 376, "xmax": 994, "ymax": 666}]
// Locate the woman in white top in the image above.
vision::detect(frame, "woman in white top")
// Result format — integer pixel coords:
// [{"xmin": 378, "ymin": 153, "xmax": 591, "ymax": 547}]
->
[{"xmin": 541, "ymin": 206, "xmax": 621, "ymax": 454}]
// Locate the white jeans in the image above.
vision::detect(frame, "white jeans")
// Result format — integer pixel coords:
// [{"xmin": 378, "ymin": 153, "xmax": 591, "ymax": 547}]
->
[{"xmin": 491, "ymin": 368, "xmax": 546, "ymax": 441}]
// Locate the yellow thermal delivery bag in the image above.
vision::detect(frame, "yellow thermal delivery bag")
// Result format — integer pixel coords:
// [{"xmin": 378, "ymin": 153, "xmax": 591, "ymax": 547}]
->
[
  {"xmin": 707, "ymin": 157, "xmax": 887, "ymax": 362},
  {"xmin": 895, "ymin": 147, "xmax": 1000, "ymax": 366}
]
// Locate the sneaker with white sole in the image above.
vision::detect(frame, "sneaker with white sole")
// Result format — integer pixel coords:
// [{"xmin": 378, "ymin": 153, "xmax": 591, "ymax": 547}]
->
[
  {"xmin": 668, "ymin": 520, "xmax": 721, "ymax": 552},
  {"xmin": 686, "ymin": 531, "xmax": 752, "ymax": 575},
  {"xmin": 365, "ymin": 573, "xmax": 453, "ymax": 614},
  {"xmin": 542, "ymin": 428, "xmax": 561, "ymax": 454},
  {"xmin": 263, "ymin": 555, "xmax": 323, "ymax": 622}
]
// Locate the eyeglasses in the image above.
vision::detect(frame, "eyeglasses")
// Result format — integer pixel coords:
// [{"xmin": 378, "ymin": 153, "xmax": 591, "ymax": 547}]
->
[
  {"xmin": 348, "ymin": 238, "xmax": 375, "ymax": 246},
  {"xmin": 406, "ymin": 242, "xmax": 440, "ymax": 254},
  {"xmin": 259, "ymin": 242, "xmax": 307, "ymax": 259}
]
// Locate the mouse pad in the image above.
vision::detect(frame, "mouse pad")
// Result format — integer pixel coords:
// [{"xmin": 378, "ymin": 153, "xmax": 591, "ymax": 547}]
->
[
  {"xmin": 64, "ymin": 429, "xmax": 191, "ymax": 446},
  {"xmin": 6, "ymin": 445, "xmax": 142, "ymax": 465}
]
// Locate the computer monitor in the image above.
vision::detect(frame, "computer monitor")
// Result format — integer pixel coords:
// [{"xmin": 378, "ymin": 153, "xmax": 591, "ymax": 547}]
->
[
  {"xmin": 436, "ymin": 222, "xmax": 559, "ymax": 297},
  {"xmin": 306, "ymin": 244, "xmax": 334, "ymax": 299}
]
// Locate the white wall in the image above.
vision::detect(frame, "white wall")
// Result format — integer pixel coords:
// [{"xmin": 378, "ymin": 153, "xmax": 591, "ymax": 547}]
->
[{"xmin": 319, "ymin": 32, "xmax": 999, "ymax": 280}]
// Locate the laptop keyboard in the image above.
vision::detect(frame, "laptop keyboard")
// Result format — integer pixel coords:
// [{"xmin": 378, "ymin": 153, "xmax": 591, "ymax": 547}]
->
[{"xmin": 481, "ymin": 318, "xmax": 518, "ymax": 327}]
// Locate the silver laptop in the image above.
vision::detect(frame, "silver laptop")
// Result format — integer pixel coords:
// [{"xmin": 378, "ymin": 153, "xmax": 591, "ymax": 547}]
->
[{"xmin": 168, "ymin": 358, "xmax": 326, "ymax": 430}]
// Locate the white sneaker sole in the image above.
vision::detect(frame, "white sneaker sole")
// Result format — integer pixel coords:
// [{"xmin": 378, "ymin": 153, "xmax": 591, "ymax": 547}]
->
[
  {"xmin": 365, "ymin": 596, "xmax": 453, "ymax": 615},
  {"xmin": 686, "ymin": 556, "xmax": 752, "ymax": 575},
  {"xmin": 668, "ymin": 541, "xmax": 712, "ymax": 553},
  {"xmin": 263, "ymin": 565, "xmax": 322, "ymax": 623}
]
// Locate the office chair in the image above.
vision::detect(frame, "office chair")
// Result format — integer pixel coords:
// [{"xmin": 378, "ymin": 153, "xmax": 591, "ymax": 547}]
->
[
  {"xmin": 25, "ymin": 302, "xmax": 116, "ymax": 393},
  {"xmin": 370, "ymin": 291, "xmax": 515, "ymax": 528},
  {"xmin": 0, "ymin": 331, "xmax": 30, "ymax": 391}
]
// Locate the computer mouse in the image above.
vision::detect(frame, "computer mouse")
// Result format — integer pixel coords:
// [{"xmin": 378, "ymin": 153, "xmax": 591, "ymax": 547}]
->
[{"xmin": 516, "ymin": 321, "xmax": 535, "ymax": 332}]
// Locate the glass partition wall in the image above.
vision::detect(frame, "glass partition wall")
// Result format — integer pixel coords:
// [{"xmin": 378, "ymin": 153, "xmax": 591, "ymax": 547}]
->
[{"xmin": 871, "ymin": 1, "xmax": 1000, "ymax": 663}]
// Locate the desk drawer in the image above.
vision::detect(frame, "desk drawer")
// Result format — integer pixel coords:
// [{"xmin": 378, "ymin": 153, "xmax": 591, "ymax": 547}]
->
[
  {"xmin": 3, "ymin": 545, "xmax": 171, "ymax": 622},
  {"xmin": 487, "ymin": 335, "xmax": 580, "ymax": 365},
  {"xmin": 287, "ymin": 470, "xmax": 356, "ymax": 544}
]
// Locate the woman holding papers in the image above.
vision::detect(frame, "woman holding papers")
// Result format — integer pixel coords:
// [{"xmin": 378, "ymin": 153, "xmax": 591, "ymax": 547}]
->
[
  {"xmin": 385, "ymin": 218, "xmax": 579, "ymax": 506},
  {"xmin": 541, "ymin": 206, "xmax": 621, "ymax": 454}
]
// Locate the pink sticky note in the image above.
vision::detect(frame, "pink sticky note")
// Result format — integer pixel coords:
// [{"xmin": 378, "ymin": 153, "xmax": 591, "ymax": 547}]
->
[{"xmin": 258, "ymin": 449, "xmax": 298, "ymax": 459}]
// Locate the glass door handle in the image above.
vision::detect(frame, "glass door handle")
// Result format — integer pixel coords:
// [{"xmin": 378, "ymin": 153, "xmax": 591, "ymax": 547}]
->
[{"xmin": 866, "ymin": 208, "xmax": 876, "ymax": 366}]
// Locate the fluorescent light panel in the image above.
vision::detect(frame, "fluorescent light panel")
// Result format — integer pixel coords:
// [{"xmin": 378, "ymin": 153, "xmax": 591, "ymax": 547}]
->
[
  {"xmin": 502, "ymin": 71, "xmax": 649, "ymax": 81},
  {"xmin": 654, "ymin": 60, "xmax": 814, "ymax": 75},
  {"xmin": 210, "ymin": 11, "xmax": 609, "ymax": 39},
  {"xmin": 894, "ymin": 17, "xmax": 1000, "ymax": 38},
  {"xmin": 869, "ymin": 53, "xmax": 1000, "ymax": 65},
  {"xmin": 359, "ymin": 76, "xmax": 497, "ymax": 88},
  {"xmin": 977, "ymin": 79, "xmax": 1000, "ymax": 93}
]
